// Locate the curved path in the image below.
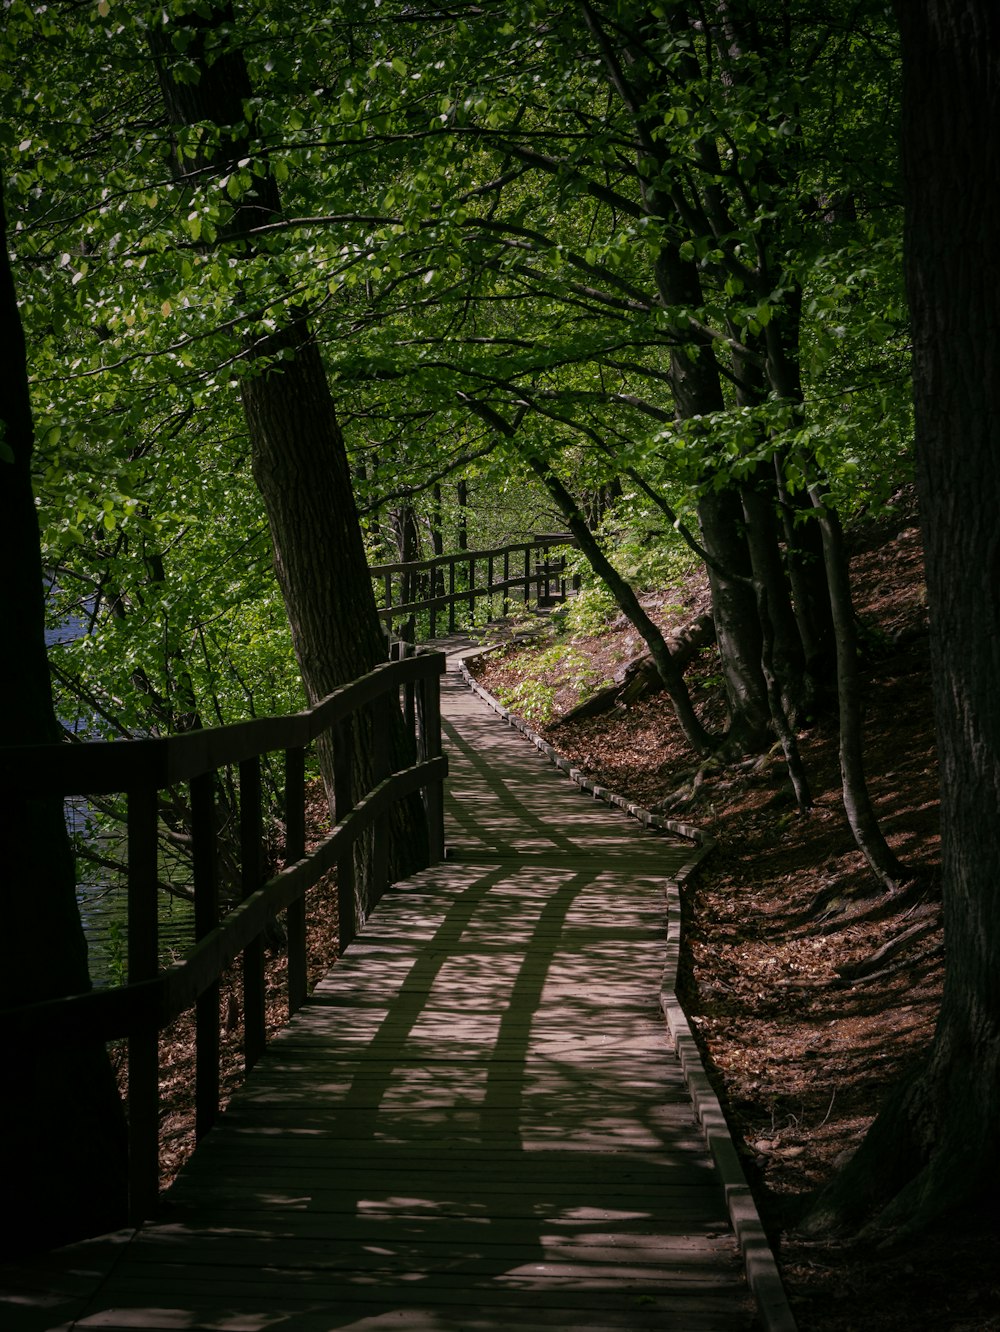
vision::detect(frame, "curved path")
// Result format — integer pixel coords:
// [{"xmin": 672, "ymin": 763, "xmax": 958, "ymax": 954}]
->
[{"xmin": 4, "ymin": 644, "xmax": 783, "ymax": 1331}]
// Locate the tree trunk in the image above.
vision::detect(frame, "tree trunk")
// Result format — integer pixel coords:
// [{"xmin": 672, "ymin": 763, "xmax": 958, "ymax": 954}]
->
[
  {"xmin": 581, "ymin": 4, "xmax": 777, "ymax": 753},
  {"xmin": 740, "ymin": 476, "xmax": 811, "ymax": 718},
  {"xmin": 149, "ymin": 9, "xmax": 428, "ymax": 904},
  {"xmin": 0, "ymin": 177, "xmax": 128, "ymax": 1254},
  {"xmin": 697, "ymin": 484, "xmax": 772, "ymax": 751},
  {"xmin": 810, "ymin": 487, "xmax": 908, "ymax": 890},
  {"xmin": 808, "ymin": 0, "xmax": 1000, "ymax": 1236},
  {"xmin": 455, "ymin": 478, "xmax": 469, "ymax": 551},
  {"xmin": 525, "ymin": 454, "xmax": 716, "ymax": 755}
]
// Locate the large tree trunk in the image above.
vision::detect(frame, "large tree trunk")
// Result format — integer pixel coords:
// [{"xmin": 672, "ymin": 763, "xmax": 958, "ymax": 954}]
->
[
  {"xmin": 808, "ymin": 0, "xmax": 1000, "ymax": 1236},
  {"xmin": 150, "ymin": 9, "xmax": 428, "ymax": 907},
  {"xmin": 0, "ymin": 177, "xmax": 128, "ymax": 1254}
]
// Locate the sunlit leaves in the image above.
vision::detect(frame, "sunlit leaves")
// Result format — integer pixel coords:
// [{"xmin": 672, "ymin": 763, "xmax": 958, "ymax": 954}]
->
[{"xmin": 2, "ymin": 0, "xmax": 911, "ymax": 747}]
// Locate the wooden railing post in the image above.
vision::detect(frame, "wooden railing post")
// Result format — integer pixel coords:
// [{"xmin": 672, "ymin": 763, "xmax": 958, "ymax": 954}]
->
[
  {"xmin": 239, "ymin": 755, "xmax": 266, "ymax": 1071},
  {"xmin": 370, "ymin": 703, "xmax": 391, "ymax": 907},
  {"xmin": 3, "ymin": 650, "xmax": 463, "ymax": 1228},
  {"xmin": 418, "ymin": 663, "xmax": 445, "ymax": 864},
  {"xmin": 284, "ymin": 745, "xmax": 307, "ymax": 1015},
  {"xmin": 369, "ymin": 534, "xmax": 576, "ymax": 641},
  {"xmin": 127, "ymin": 782, "xmax": 160, "ymax": 1224},
  {"xmin": 191, "ymin": 770, "xmax": 220, "ymax": 1141},
  {"xmin": 333, "ymin": 719, "xmax": 356, "ymax": 951}
]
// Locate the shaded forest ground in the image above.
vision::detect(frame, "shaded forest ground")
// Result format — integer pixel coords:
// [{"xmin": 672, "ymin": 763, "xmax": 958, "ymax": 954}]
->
[{"xmin": 469, "ymin": 499, "xmax": 1000, "ymax": 1331}]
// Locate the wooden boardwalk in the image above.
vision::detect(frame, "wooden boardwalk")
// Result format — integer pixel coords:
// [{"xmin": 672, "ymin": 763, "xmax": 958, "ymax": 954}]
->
[{"xmin": 4, "ymin": 646, "xmax": 761, "ymax": 1331}]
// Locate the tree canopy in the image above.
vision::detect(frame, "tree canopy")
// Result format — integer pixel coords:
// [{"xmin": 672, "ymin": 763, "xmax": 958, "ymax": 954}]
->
[{"xmin": 6, "ymin": 0, "xmax": 997, "ymax": 1247}]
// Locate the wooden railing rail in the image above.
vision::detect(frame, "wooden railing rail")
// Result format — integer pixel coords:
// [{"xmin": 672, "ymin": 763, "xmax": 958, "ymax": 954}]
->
[
  {"xmin": 370, "ymin": 533, "xmax": 578, "ymax": 639},
  {"xmin": 1, "ymin": 650, "xmax": 447, "ymax": 1224}
]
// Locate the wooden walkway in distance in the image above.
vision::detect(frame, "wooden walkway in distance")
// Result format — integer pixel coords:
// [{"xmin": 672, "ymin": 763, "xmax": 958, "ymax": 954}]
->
[{"xmin": 4, "ymin": 643, "xmax": 762, "ymax": 1332}]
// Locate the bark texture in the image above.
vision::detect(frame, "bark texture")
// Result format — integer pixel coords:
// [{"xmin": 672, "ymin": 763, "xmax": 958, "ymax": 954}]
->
[
  {"xmin": 808, "ymin": 0, "xmax": 1000, "ymax": 1235},
  {"xmin": 0, "ymin": 180, "xmax": 128, "ymax": 1253},
  {"xmin": 150, "ymin": 9, "xmax": 428, "ymax": 904}
]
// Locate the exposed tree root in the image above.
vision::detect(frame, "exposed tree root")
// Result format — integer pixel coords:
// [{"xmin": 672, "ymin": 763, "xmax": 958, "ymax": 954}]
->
[
  {"xmin": 803, "ymin": 1051, "xmax": 1000, "ymax": 1246},
  {"xmin": 833, "ymin": 920, "xmax": 939, "ymax": 982}
]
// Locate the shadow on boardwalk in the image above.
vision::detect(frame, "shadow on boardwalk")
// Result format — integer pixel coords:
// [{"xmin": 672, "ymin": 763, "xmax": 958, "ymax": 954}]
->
[{"xmin": 2, "ymin": 647, "xmax": 759, "ymax": 1332}]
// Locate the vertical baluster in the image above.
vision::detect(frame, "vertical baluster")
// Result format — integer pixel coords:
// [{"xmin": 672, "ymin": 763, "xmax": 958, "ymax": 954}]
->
[
  {"xmin": 448, "ymin": 559, "xmax": 456, "ymax": 632},
  {"xmin": 503, "ymin": 549, "xmax": 510, "ymax": 617},
  {"xmin": 467, "ymin": 555, "xmax": 476, "ymax": 620},
  {"xmin": 403, "ymin": 650, "xmax": 416, "ymax": 735},
  {"xmin": 420, "ymin": 662, "xmax": 445, "ymax": 864},
  {"xmin": 333, "ymin": 718, "xmax": 356, "ymax": 951},
  {"xmin": 191, "ymin": 770, "xmax": 219, "ymax": 1141},
  {"xmin": 370, "ymin": 701, "xmax": 391, "ymax": 906},
  {"xmin": 523, "ymin": 545, "xmax": 531, "ymax": 604},
  {"xmin": 239, "ymin": 755, "xmax": 265, "ymax": 1071},
  {"xmin": 127, "ymin": 782, "xmax": 160, "ymax": 1225},
  {"xmin": 487, "ymin": 554, "xmax": 495, "ymax": 622},
  {"xmin": 284, "ymin": 745, "xmax": 307, "ymax": 1015}
]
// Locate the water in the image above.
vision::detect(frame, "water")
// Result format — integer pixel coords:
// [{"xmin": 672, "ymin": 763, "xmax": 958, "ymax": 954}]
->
[
  {"xmin": 68, "ymin": 803, "xmax": 197, "ymax": 988},
  {"xmin": 47, "ymin": 603, "xmax": 198, "ymax": 987}
]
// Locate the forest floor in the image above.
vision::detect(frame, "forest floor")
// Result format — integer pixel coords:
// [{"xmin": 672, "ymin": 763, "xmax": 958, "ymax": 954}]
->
[
  {"xmin": 467, "ymin": 495, "xmax": 1000, "ymax": 1331},
  {"xmin": 137, "ymin": 492, "xmax": 999, "ymax": 1329}
]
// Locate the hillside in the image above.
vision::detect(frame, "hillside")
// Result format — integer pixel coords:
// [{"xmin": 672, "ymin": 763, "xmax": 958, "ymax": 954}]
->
[{"xmin": 470, "ymin": 498, "xmax": 1000, "ymax": 1331}]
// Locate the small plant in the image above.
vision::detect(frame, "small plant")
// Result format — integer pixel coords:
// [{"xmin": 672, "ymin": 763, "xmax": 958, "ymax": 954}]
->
[
  {"xmin": 558, "ymin": 584, "xmax": 617, "ymax": 637},
  {"xmin": 493, "ymin": 642, "xmax": 609, "ymax": 723},
  {"xmin": 106, "ymin": 918, "xmax": 128, "ymax": 989},
  {"xmin": 500, "ymin": 676, "xmax": 559, "ymax": 724}
]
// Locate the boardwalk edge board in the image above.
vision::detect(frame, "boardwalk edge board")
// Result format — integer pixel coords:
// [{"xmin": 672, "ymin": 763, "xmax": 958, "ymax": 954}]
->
[{"xmin": 457, "ymin": 641, "xmax": 798, "ymax": 1332}]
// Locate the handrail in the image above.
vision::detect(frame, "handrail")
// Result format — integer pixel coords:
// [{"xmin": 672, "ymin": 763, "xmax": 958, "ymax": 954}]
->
[
  {"xmin": 3, "ymin": 756, "xmax": 448, "ymax": 1047},
  {"xmin": 370, "ymin": 533, "xmax": 578, "ymax": 639},
  {"xmin": 0, "ymin": 650, "xmax": 448, "ymax": 1224},
  {"xmin": 0, "ymin": 653, "xmax": 445, "ymax": 795}
]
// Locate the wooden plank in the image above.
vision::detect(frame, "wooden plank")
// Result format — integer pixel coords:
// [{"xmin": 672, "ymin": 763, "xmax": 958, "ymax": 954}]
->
[{"xmin": 75, "ymin": 1302, "xmax": 750, "ymax": 1332}]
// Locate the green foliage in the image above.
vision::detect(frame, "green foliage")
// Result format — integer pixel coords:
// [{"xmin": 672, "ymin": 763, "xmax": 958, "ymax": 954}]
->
[
  {"xmin": 492, "ymin": 642, "xmax": 609, "ymax": 725},
  {"xmin": 105, "ymin": 920, "xmax": 128, "ymax": 990},
  {"xmin": 1, "ymin": 0, "xmax": 912, "ymax": 868},
  {"xmin": 551, "ymin": 585, "xmax": 618, "ymax": 638}
]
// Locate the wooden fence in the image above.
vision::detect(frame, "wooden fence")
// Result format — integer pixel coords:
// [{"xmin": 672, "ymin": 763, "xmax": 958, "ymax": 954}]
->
[
  {"xmin": 0, "ymin": 651, "xmax": 447, "ymax": 1224},
  {"xmin": 370, "ymin": 533, "xmax": 578, "ymax": 640}
]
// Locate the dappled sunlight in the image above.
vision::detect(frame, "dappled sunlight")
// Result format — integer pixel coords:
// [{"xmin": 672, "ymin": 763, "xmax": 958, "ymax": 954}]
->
[{"xmin": 10, "ymin": 655, "xmax": 752, "ymax": 1332}]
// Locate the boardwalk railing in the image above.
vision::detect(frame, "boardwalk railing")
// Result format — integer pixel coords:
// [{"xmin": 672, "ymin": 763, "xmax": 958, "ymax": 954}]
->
[
  {"xmin": 371, "ymin": 532, "xmax": 578, "ymax": 640},
  {"xmin": 1, "ymin": 651, "xmax": 447, "ymax": 1224}
]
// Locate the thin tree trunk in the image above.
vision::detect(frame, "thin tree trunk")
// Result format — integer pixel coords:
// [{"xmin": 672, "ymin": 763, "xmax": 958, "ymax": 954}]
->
[
  {"xmin": 525, "ymin": 454, "xmax": 715, "ymax": 755},
  {"xmin": 810, "ymin": 487, "xmax": 907, "ymax": 890}
]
